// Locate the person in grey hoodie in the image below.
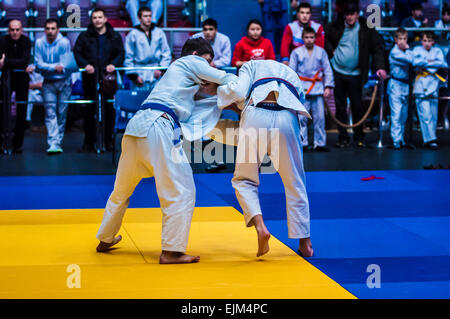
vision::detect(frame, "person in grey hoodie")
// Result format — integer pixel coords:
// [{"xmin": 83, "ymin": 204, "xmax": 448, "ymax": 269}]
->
[
  {"xmin": 124, "ymin": 6, "xmax": 171, "ymax": 91},
  {"xmin": 35, "ymin": 18, "xmax": 74, "ymax": 154}
]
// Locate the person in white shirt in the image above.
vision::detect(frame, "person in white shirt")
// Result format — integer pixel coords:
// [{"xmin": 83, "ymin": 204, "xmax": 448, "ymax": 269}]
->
[
  {"xmin": 96, "ymin": 38, "xmax": 236, "ymax": 264},
  {"xmin": 215, "ymin": 59, "xmax": 314, "ymax": 258},
  {"xmin": 412, "ymin": 31, "xmax": 447, "ymax": 149},
  {"xmin": 191, "ymin": 18, "xmax": 232, "ymax": 69},
  {"xmin": 124, "ymin": 6, "xmax": 171, "ymax": 91},
  {"xmin": 126, "ymin": 0, "xmax": 163, "ymax": 27}
]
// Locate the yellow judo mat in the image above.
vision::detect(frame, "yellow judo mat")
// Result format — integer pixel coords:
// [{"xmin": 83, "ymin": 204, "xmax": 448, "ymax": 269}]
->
[{"xmin": 0, "ymin": 207, "xmax": 355, "ymax": 299}]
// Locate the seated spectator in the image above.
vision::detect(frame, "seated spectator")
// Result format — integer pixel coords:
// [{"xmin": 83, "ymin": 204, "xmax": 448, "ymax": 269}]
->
[
  {"xmin": 0, "ymin": 19, "xmax": 32, "ymax": 154},
  {"xmin": 35, "ymin": 18, "xmax": 75, "ymax": 154},
  {"xmin": 73, "ymin": 8, "xmax": 124, "ymax": 152},
  {"xmin": 280, "ymin": 2, "xmax": 325, "ymax": 65},
  {"xmin": 289, "ymin": 26, "xmax": 334, "ymax": 152},
  {"xmin": 25, "ymin": 65, "xmax": 44, "ymax": 126},
  {"xmin": 324, "ymin": 1, "xmax": 387, "ymax": 148},
  {"xmin": 126, "ymin": 0, "xmax": 163, "ymax": 27},
  {"xmin": 401, "ymin": 3, "xmax": 428, "ymax": 44},
  {"xmin": 231, "ymin": 19, "xmax": 276, "ymax": 67},
  {"xmin": 412, "ymin": 31, "xmax": 447, "ymax": 150},
  {"xmin": 257, "ymin": 0, "xmax": 288, "ymax": 55},
  {"xmin": 394, "ymin": 0, "xmax": 427, "ymax": 26},
  {"xmin": 434, "ymin": 6, "xmax": 450, "ymax": 45},
  {"xmin": 191, "ymin": 18, "xmax": 231, "ymax": 68},
  {"xmin": 124, "ymin": 6, "xmax": 171, "ymax": 91}
]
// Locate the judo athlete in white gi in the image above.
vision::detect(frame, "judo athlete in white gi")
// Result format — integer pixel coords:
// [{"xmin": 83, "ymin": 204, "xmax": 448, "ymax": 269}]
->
[
  {"xmin": 96, "ymin": 38, "xmax": 235, "ymax": 264},
  {"xmin": 124, "ymin": 6, "xmax": 171, "ymax": 91},
  {"xmin": 412, "ymin": 31, "xmax": 448, "ymax": 149},
  {"xmin": 388, "ymin": 28, "xmax": 414, "ymax": 149},
  {"xmin": 289, "ymin": 26, "xmax": 334, "ymax": 151},
  {"xmin": 216, "ymin": 59, "xmax": 314, "ymax": 257}
]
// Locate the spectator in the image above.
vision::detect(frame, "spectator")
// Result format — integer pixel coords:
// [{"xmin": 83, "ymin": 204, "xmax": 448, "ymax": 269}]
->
[
  {"xmin": 231, "ymin": 19, "xmax": 276, "ymax": 67},
  {"xmin": 401, "ymin": 3, "xmax": 429, "ymax": 44},
  {"xmin": 289, "ymin": 26, "xmax": 334, "ymax": 152},
  {"xmin": 434, "ymin": 6, "xmax": 450, "ymax": 45},
  {"xmin": 191, "ymin": 18, "xmax": 232, "ymax": 68},
  {"xmin": 35, "ymin": 18, "xmax": 74, "ymax": 154},
  {"xmin": 74, "ymin": 8, "xmax": 124, "ymax": 152},
  {"xmin": 387, "ymin": 28, "xmax": 414, "ymax": 150},
  {"xmin": 126, "ymin": 0, "xmax": 163, "ymax": 27},
  {"xmin": 257, "ymin": 0, "xmax": 288, "ymax": 55},
  {"xmin": 0, "ymin": 19, "xmax": 32, "ymax": 153},
  {"xmin": 124, "ymin": 6, "xmax": 171, "ymax": 91},
  {"xmin": 412, "ymin": 31, "xmax": 447, "ymax": 150},
  {"xmin": 324, "ymin": 2, "xmax": 387, "ymax": 148},
  {"xmin": 280, "ymin": 2, "xmax": 325, "ymax": 65},
  {"xmin": 394, "ymin": 0, "xmax": 427, "ymax": 26},
  {"xmin": 25, "ymin": 66, "xmax": 44, "ymax": 126}
]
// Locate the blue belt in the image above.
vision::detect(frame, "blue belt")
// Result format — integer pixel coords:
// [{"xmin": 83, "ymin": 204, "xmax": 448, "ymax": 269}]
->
[
  {"xmin": 141, "ymin": 102, "xmax": 182, "ymax": 145},
  {"xmin": 391, "ymin": 77, "xmax": 409, "ymax": 84},
  {"xmin": 255, "ymin": 102, "xmax": 288, "ymax": 111},
  {"xmin": 249, "ymin": 77, "xmax": 305, "ymax": 104}
]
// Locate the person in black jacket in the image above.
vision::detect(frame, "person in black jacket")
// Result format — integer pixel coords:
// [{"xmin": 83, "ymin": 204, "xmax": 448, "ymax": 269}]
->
[
  {"xmin": 324, "ymin": 2, "xmax": 388, "ymax": 148},
  {"xmin": 73, "ymin": 8, "xmax": 124, "ymax": 152},
  {"xmin": 0, "ymin": 19, "xmax": 32, "ymax": 153}
]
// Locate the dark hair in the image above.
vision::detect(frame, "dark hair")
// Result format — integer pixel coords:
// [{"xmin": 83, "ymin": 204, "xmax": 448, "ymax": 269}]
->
[
  {"xmin": 202, "ymin": 18, "xmax": 218, "ymax": 29},
  {"xmin": 45, "ymin": 18, "xmax": 59, "ymax": 28},
  {"xmin": 421, "ymin": 31, "xmax": 434, "ymax": 40},
  {"xmin": 443, "ymin": 6, "xmax": 450, "ymax": 16},
  {"xmin": 302, "ymin": 26, "xmax": 316, "ymax": 37},
  {"xmin": 246, "ymin": 19, "xmax": 263, "ymax": 31},
  {"xmin": 412, "ymin": 3, "xmax": 423, "ymax": 11},
  {"xmin": 138, "ymin": 6, "xmax": 152, "ymax": 18},
  {"xmin": 181, "ymin": 37, "xmax": 215, "ymax": 59},
  {"xmin": 394, "ymin": 27, "xmax": 407, "ymax": 38},
  {"xmin": 297, "ymin": 2, "xmax": 312, "ymax": 13},
  {"xmin": 91, "ymin": 8, "xmax": 106, "ymax": 17}
]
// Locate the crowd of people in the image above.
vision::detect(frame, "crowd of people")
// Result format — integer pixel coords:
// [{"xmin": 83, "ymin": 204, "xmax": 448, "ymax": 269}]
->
[{"xmin": 0, "ymin": 1, "xmax": 449, "ymax": 155}]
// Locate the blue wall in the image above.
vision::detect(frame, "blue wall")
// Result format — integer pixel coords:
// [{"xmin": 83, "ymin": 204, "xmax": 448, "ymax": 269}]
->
[{"xmin": 206, "ymin": 0, "xmax": 262, "ymax": 49}]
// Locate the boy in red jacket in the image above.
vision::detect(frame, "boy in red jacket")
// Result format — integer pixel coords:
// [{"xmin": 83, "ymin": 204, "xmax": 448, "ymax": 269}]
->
[{"xmin": 281, "ymin": 2, "xmax": 325, "ymax": 64}]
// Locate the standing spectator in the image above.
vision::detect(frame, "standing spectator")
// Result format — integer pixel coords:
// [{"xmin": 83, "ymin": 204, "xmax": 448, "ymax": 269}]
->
[
  {"xmin": 257, "ymin": 0, "xmax": 288, "ymax": 55},
  {"xmin": 0, "ymin": 19, "xmax": 32, "ymax": 153},
  {"xmin": 401, "ymin": 3, "xmax": 429, "ymax": 44},
  {"xmin": 280, "ymin": 2, "xmax": 325, "ymax": 65},
  {"xmin": 434, "ymin": 7, "xmax": 450, "ymax": 45},
  {"xmin": 412, "ymin": 31, "xmax": 447, "ymax": 150},
  {"xmin": 324, "ymin": 2, "xmax": 387, "ymax": 148},
  {"xmin": 124, "ymin": 6, "xmax": 171, "ymax": 91},
  {"xmin": 191, "ymin": 18, "xmax": 232, "ymax": 68},
  {"xmin": 232, "ymin": 19, "xmax": 276, "ymax": 67},
  {"xmin": 289, "ymin": 26, "xmax": 334, "ymax": 152},
  {"xmin": 388, "ymin": 28, "xmax": 414, "ymax": 150},
  {"xmin": 74, "ymin": 8, "xmax": 124, "ymax": 152},
  {"xmin": 126, "ymin": 0, "xmax": 163, "ymax": 27},
  {"xmin": 35, "ymin": 18, "xmax": 73, "ymax": 154}
]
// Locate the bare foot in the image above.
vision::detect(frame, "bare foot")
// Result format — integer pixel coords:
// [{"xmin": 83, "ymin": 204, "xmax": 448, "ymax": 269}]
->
[
  {"xmin": 159, "ymin": 251, "xmax": 200, "ymax": 264},
  {"xmin": 298, "ymin": 237, "xmax": 314, "ymax": 257},
  {"xmin": 256, "ymin": 228, "xmax": 271, "ymax": 257},
  {"xmin": 96, "ymin": 235, "xmax": 122, "ymax": 252}
]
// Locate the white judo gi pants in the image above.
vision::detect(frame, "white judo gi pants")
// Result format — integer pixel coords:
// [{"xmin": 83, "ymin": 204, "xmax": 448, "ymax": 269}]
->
[
  {"xmin": 232, "ymin": 104, "xmax": 311, "ymax": 239},
  {"xmin": 415, "ymin": 93, "xmax": 439, "ymax": 143},
  {"xmin": 388, "ymin": 79, "xmax": 409, "ymax": 146},
  {"xmin": 96, "ymin": 116, "xmax": 196, "ymax": 252},
  {"xmin": 300, "ymin": 95, "xmax": 326, "ymax": 147}
]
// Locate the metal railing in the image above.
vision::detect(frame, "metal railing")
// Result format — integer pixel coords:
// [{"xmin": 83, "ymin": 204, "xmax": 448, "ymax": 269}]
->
[{"xmin": 1, "ymin": 65, "xmax": 238, "ymax": 155}]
